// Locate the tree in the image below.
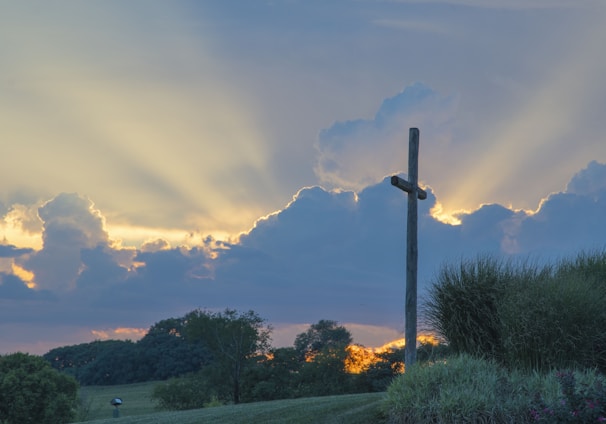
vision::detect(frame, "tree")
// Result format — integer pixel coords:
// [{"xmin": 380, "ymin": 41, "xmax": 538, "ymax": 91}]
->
[
  {"xmin": 358, "ymin": 347, "xmax": 406, "ymax": 392},
  {"xmin": 294, "ymin": 319, "xmax": 352, "ymax": 360},
  {"xmin": 44, "ymin": 340, "xmax": 139, "ymax": 385},
  {"xmin": 137, "ymin": 317, "xmax": 211, "ymax": 381},
  {"xmin": 297, "ymin": 344, "xmax": 353, "ymax": 396},
  {"xmin": 242, "ymin": 347, "xmax": 301, "ymax": 401},
  {"xmin": 293, "ymin": 320, "xmax": 355, "ymax": 396},
  {"xmin": 0, "ymin": 352, "xmax": 78, "ymax": 424},
  {"xmin": 44, "ymin": 318, "xmax": 211, "ymax": 385},
  {"xmin": 184, "ymin": 309, "xmax": 272, "ymax": 404}
]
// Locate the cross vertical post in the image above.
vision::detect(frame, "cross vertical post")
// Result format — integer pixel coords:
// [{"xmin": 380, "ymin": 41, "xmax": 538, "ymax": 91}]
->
[{"xmin": 390, "ymin": 128, "xmax": 426, "ymax": 368}]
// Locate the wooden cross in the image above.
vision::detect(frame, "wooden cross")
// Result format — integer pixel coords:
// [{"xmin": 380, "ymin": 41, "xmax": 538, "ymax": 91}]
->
[{"xmin": 391, "ymin": 128, "xmax": 426, "ymax": 368}]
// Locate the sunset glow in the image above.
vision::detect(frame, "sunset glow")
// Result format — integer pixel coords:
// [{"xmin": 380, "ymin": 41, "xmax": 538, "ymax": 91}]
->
[
  {"xmin": 429, "ymin": 201, "xmax": 462, "ymax": 226},
  {"xmin": 11, "ymin": 264, "xmax": 36, "ymax": 289},
  {"xmin": 90, "ymin": 327, "xmax": 147, "ymax": 341},
  {"xmin": 345, "ymin": 335, "xmax": 439, "ymax": 374}
]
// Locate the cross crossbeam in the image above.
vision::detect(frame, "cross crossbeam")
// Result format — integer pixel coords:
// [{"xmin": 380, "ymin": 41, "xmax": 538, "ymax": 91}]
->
[{"xmin": 390, "ymin": 176, "xmax": 427, "ymax": 200}]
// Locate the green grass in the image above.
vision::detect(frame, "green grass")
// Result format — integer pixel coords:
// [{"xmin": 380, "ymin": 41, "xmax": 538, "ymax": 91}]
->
[
  {"xmin": 73, "ymin": 382, "xmax": 386, "ymax": 424},
  {"xmin": 76, "ymin": 382, "xmax": 158, "ymax": 421}
]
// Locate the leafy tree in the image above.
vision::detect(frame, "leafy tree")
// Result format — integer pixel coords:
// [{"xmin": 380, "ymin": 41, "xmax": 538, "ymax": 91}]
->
[
  {"xmin": 357, "ymin": 347, "xmax": 405, "ymax": 392},
  {"xmin": 44, "ymin": 318, "xmax": 210, "ymax": 385},
  {"xmin": 137, "ymin": 317, "xmax": 211, "ymax": 381},
  {"xmin": 297, "ymin": 345, "xmax": 353, "ymax": 396},
  {"xmin": 242, "ymin": 347, "xmax": 301, "ymax": 401},
  {"xmin": 44, "ymin": 340, "xmax": 139, "ymax": 385},
  {"xmin": 0, "ymin": 352, "xmax": 78, "ymax": 424},
  {"xmin": 293, "ymin": 320, "xmax": 355, "ymax": 396},
  {"xmin": 184, "ymin": 308, "xmax": 272, "ymax": 404},
  {"xmin": 294, "ymin": 319, "xmax": 352, "ymax": 360}
]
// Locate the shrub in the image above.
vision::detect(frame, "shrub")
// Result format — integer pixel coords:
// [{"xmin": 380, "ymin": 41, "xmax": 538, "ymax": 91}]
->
[
  {"xmin": 531, "ymin": 369, "xmax": 606, "ymax": 423},
  {"xmin": 384, "ymin": 354, "xmax": 535, "ymax": 423},
  {"xmin": 0, "ymin": 352, "xmax": 78, "ymax": 424},
  {"xmin": 152, "ymin": 374, "xmax": 212, "ymax": 411}
]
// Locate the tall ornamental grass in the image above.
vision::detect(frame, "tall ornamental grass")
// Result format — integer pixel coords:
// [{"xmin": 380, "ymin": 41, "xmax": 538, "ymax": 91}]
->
[
  {"xmin": 500, "ymin": 274, "xmax": 606, "ymax": 372},
  {"xmin": 424, "ymin": 251, "xmax": 606, "ymax": 372}
]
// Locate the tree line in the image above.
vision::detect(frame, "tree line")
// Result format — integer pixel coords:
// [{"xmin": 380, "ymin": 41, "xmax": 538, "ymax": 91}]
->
[{"xmin": 43, "ymin": 308, "xmax": 447, "ymax": 409}]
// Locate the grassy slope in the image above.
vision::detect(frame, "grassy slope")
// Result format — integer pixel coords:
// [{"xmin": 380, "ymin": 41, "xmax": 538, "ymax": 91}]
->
[{"xmin": 74, "ymin": 382, "xmax": 387, "ymax": 424}]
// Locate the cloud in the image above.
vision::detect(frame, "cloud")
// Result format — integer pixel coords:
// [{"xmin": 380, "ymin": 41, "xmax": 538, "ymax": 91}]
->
[
  {"xmin": 382, "ymin": 0, "xmax": 596, "ymax": 9},
  {"xmin": 566, "ymin": 161, "xmax": 606, "ymax": 197},
  {"xmin": 214, "ymin": 162, "xmax": 606, "ymax": 328},
  {"xmin": 90, "ymin": 327, "xmax": 147, "ymax": 341},
  {"xmin": 511, "ymin": 164, "xmax": 606, "ymax": 256},
  {"xmin": 314, "ymin": 82, "xmax": 458, "ymax": 192},
  {"xmin": 2, "ymin": 161, "xmax": 606, "ymax": 354},
  {"xmin": 0, "ymin": 2, "xmax": 282, "ymax": 239},
  {"xmin": 24, "ymin": 193, "xmax": 110, "ymax": 291},
  {"xmin": 0, "ymin": 273, "xmax": 36, "ymax": 300},
  {"xmin": 0, "ymin": 244, "xmax": 33, "ymax": 258},
  {"xmin": 2, "ymin": 1, "xmax": 606, "ymax": 355}
]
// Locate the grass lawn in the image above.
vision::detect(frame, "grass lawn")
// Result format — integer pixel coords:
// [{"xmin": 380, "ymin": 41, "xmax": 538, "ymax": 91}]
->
[
  {"xmin": 73, "ymin": 383, "xmax": 386, "ymax": 424},
  {"xmin": 76, "ymin": 382, "xmax": 158, "ymax": 421}
]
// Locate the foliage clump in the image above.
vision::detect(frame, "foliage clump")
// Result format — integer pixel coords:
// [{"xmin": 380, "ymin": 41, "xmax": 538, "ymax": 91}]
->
[
  {"xmin": 424, "ymin": 250, "xmax": 606, "ymax": 372},
  {"xmin": 386, "ymin": 356, "xmax": 606, "ymax": 424},
  {"xmin": 44, "ymin": 317, "xmax": 211, "ymax": 386},
  {"xmin": 0, "ymin": 352, "xmax": 78, "ymax": 424},
  {"xmin": 385, "ymin": 354, "xmax": 536, "ymax": 423},
  {"xmin": 531, "ymin": 369, "xmax": 606, "ymax": 423}
]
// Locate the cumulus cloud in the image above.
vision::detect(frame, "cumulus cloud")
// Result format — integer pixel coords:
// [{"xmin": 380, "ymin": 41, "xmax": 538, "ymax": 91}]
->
[
  {"xmin": 566, "ymin": 160, "xmax": 606, "ymax": 196},
  {"xmin": 513, "ymin": 192, "xmax": 606, "ymax": 256},
  {"xmin": 24, "ymin": 193, "xmax": 111, "ymax": 291},
  {"xmin": 3, "ymin": 162, "xmax": 606, "ymax": 354},
  {"xmin": 212, "ymin": 163, "xmax": 606, "ymax": 328},
  {"xmin": 140, "ymin": 238, "xmax": 171, "ymax": 252},
  {"xmin": 314, "ymin": 82, "xmax": 458, "ymax": 191}
]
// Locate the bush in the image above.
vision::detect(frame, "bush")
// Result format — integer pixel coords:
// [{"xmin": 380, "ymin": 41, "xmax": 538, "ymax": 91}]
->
[
  {"xmin": 531, "ymin": 369, "xmax": 606, "ymax": 423},
  {"xmin": 0, "ymin": 353, "xmax": 78, "ymax": 424},
  {"xmin": 384, "ymin": 354, "xmax": 537, "ymax": 423},
  {"xmin": 152, "ymin": 374, "xmax": 211, "ymax": 411}
]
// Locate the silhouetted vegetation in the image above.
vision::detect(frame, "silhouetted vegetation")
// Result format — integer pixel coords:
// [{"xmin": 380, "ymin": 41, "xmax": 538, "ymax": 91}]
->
[
  {"xmin": 424, "ymin": 250, "xmax": 606, "ymax": 372},
  {"xmin": 43, "ymin": 309, "xmax": 431, "ymax": 409},
  {"xmin": 385, "ymin": 250, "xmax": 606, "ymax": 423},
  {"xmin": 0, "ymin": 352, "xmax": 78, "ymax": 424},
  {"xmin": 44, "ymin": 317, "xmax": 211, "ymax": 386}
]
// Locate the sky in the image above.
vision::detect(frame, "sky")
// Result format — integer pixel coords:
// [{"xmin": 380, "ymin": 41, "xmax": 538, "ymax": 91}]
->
[{"xmin": 1, "ymin": 0, "xmax": 606, "ymax": 355}]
